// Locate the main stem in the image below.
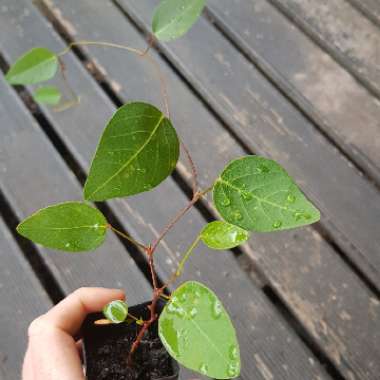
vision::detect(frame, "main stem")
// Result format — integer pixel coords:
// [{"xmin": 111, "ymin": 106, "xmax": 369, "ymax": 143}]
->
[
  {"xmin": 60, "ymin": 40, "xmax": 211, "ymax": 361},
  {"xmin": 128, "ymin": 186, "xmax": 212, "ymax": 361}
]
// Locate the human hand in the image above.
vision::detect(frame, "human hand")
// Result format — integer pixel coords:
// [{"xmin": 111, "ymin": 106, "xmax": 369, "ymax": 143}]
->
[{"xmin": 22, "ymin": 287, "xmax": 125, "ymax": 380}]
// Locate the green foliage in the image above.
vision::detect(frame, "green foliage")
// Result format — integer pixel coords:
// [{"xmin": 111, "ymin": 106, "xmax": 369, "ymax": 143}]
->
[
  {"xmin": 33, "ymin": 86, "xmax": 61, "ymax": 105},
  {"xmin": 159, "ymin": 281, "xmax": 240, "ymax": 378},
  {"xmin": 201, "ymin": 221, "xmax": 249, "ymax": 250},
  {"xmin": 16, "ymin": 202, "xmax": 108, "ymax": 252},
  {"xmin": 152, "ymin": 0, "xmax": 206, "ymax": 42},
  {"xmin": 5, "ymin": 47, "xmax": 58, "ymax": 85},
  {"xmin": 213, "ymin": 156, "xmax": 320, "ymax": 232},
  {"xmin": 83, "ymin": 102, "xmax": 179, "ymax": 201},
  {"xmin": 103, "ymin": 300, "xmax": 129, "ymax": 324}
]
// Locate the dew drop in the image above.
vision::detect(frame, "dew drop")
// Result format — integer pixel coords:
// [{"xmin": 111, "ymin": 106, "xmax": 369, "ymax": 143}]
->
[
  {"xmin": 65, "ymin": 242, "xmax": 70, "ymax": 248},
  {"xmin": 287, "ymin": 194, "xmax": 296, "ymax": 203},
  {"xmin": 304, "ymin": 213, "xmax": 312, "ymax": 220},
  {"xmin": 294, "ymin": 211, "xmax": 303, "ymax": 221},
  {"xmin": 199, "ymin": 363, "xmax": 208, "ymax": 375},
  {"xmin": 227, "ymin": 362, "xmax": 239, "ymax": 377},
  {"xmin": 257, "ymin": 164, "xmax": 270, "ymax": 174},
  {"xmin": 232, "ymin": 211, "xmax": 243, "ymax": 222},
  {"xmin": 189, "ymin": 307, "xmax": 198, "ymax": 319},
  {"xmin": 221, "ymin": 198, "xmax": 231, "ymax": 207},
  {"xmin": 242, "ymin": 192, "xmax": 253, "ymax": 201},
  {"xmin": 229, "ymin": 345, "xmax": 238, "ymax": 360},
  {"xmin": 212, "ymin": 300, "xmax": 222, "ymax": 319},
  {"xmin": 272, "ymin": 220, "xmax": 282, "ymax": 229}
]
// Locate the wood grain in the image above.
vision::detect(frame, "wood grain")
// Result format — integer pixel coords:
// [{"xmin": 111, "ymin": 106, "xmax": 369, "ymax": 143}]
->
[
  {"xmin": 116, "ymin": 0, "xmax": 380, "ymax": 291},
  {"xmin": 269, "ymin": 0, "xmax": 380, "ymax": 98},
  {"xmin": 207, "ymin": 0, "xmax": 380, "ymax": 186},
  {"xmin": 24, "ymin": 1, "xmax": 380, "ymax": 378},
  {"xmin": 0, "ymin": 1, "xmax": 332, "ymax": 378},
  {"xmin": 0, "ymin": 75, "xmax": 152, "ymax": 305},
  {"xmin": 0, "ymin": 217, "xmax": 52, "ymax": 380}
]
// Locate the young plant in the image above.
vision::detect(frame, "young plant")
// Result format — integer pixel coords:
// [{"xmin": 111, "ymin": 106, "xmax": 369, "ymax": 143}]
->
[{"xmin": 7, "ymin": 1, "xmax": 320, "ymax": 378}]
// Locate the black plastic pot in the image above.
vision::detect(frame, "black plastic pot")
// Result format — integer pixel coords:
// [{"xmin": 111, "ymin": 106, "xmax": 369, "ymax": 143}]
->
[{"xmin": 82, "ymin": 300, "xmax": 179, "ymax": 380}]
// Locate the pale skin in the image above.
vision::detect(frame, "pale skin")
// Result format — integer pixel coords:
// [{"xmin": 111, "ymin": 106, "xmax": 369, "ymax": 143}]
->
[{"xmin": 22, "ymin": 287, "xmax": 125, "ymax": 380}]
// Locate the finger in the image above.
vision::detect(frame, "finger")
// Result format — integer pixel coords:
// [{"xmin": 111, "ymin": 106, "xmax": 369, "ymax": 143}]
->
[
  {"xmin": 34, "ymin": 287, "xmax": 125, "ymax": 336},
  {"xmin": 76, "ymin": 339, "xmax": 83, "ymax": 362},
  {"xmin": 22, "ymin": 347, "xmax": 34, "ymax": 380},
  {"xmin": 26, "ymin": 288, "xmax": 125, "ymax": 380},
  {"xmin": 29, "ymin": 327, "xmax": 84, "ymax": 380}
]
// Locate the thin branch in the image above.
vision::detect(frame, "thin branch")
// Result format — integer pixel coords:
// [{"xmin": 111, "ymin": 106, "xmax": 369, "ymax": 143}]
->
[
  {"xmin": 150, "ymin": 193, "xmax": 200, "ymax": 254},
  {"xmin": 165, "ymin": 234, "xmax": 201, "ymax": 288},
  {"xmin": 109, "ymin": 225, "xmax": 148, "ymax": 251},
  {"xmin": 57, "ymin": 40, "xmax": 170, "ymax": 117},
  {"xmin": 181, "ymin": 140, "xmax": 198, "ymax": 196},
  {"xmin": 53, "ymin": 58, "xmax": 80, "ymax": 112}
]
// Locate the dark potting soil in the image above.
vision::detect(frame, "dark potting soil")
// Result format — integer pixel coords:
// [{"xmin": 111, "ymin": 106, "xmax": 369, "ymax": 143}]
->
[{"xmin": 82, "ymin": 301, "xmax": 178, "ymax": 380}]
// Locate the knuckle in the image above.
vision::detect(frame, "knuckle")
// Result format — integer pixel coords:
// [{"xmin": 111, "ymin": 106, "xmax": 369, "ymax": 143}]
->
[
  {"xmin": 74, "ymin": 287, "xmax": 89, "ymax": 297},
  {"xmin": 28, "ymin": 316, "xmax": 47, "ymax": 337}
]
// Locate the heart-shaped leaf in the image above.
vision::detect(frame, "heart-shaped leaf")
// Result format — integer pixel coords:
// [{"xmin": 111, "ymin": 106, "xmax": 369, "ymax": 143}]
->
[
  {"xmin": 213, "ymin": 156, "xmax": 320, "ymax": 232},
  {"xmin": 16, "ymin": 202, "xmax": 108, "ymax": 252},
  {"xmin": 5, "ymin": 47, "xmax": 58, "ymax": 85},
  {"xmin": 103, "ymin": 300, "xmax": 129, "ymax": 324},
  {"xmin": 159, "ymin": 281, "xmax": 240, "ymax": 379},
  {"xmin": 152, "ymin": 0, "xmax": 206, "ymax": 42},
  {"xmin": 201, "ymin": 221, "xmax": 249, "ymax": 250},
  {"xmin": 33, "ymin": 86, "xmax": 61, "ymax": 105},
  {"xmin": 83, "ymin": 102, "xmax": 179, "ymax": 201}
]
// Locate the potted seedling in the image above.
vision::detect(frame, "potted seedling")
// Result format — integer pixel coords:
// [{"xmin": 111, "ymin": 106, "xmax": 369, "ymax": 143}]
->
[{"xmin": 6, "ymin": 0, "xmax": 320, "ymax": 379}]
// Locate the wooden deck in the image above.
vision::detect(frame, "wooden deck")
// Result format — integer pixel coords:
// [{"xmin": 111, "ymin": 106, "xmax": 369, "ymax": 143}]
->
[{"xmin": 0, "ymin": 1, "xmax": 379, "ymax": 379}]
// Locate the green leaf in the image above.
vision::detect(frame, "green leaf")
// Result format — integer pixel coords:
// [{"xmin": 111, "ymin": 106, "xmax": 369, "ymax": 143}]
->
[
  {"xmin": 152, "ymin": 0, "xmax": 206, "ymax": 42},
  {"xmin": 33, "ymin": 86, "xmax": 61, "ymax": 105},
  {"xmin": 159, "ymin": 281, "xmax": 240, "ymax": 379},
  {"xmin": 103, "ymin": 300, "xmax": 128, "ymax": 324},
  {"xmin": 201, "ymin": 221, "xmax": 249, "ymax": 250},
  {"xmin": 213, "ymin": 156, "xmax": 320, "ymax": 232},
  {"xmin": 16, "ymin": 202, "xmax": 108, "ymax": 252},
  {"xmin": 83, "ymin": 102, "xmax": 179, "ymax": 201},
  {"xmin": 5, "ymin": 47, "xmax": 58, "ymax": 85}
]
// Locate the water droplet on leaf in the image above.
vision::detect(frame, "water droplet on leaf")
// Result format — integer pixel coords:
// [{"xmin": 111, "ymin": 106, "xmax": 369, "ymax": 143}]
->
[
  {"xmin": 257, "ymin": 164, "xmax": 270, "ymax": 173},
  {"xmin": 287, "ymin": 194, "xmax": 296, "ymax": 203},
  {"xmin": 272, "ymin": 220, "xmax": 282, "ymax": 229},
  {"xmin": 212, "ymin": 300, "xmax": 222, "ymax": 319},
  {"xmin": 199, "ymin": 363, "xmax": 208, "ymax": 375},
  {"xmin": 242, "ymin": 191, "xmax": 253, "ymax": 201},
  {"xmin": 232, "ymin": 211, "xmax": 243, "ymax": 222},
  {"xmin": 221, "ymin": 198, "xmax": 231, "ymax": 207},
  {"xmin": 227, "ymin": 361, "xmax": 239, "ymax": 377},
  {"xmin": 229, "ymin": 345, "xmax": 238, "ymax": 360}
]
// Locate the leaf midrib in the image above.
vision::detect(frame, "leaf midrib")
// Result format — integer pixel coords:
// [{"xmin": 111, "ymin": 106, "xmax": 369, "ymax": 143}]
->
[
  {"xmin": 171, "ymin": 298, "xmax": 229, "ymax": 368},
  {"xmin": 8, "ymin": 54, "xmax": 57, "ymax": 82},
  {"xmin": 217, "ymin": 177, "xmax": 298, "ymax": 213},
  {"xmin": 155, "ymin": 0, "xmax": 202, "ymax": 37},
  {"xmin": 21, "ymin": 225, "xmax": 107, "ymax": 231},
  {"xmin": 86, "ymin": 114, "xmax": 165, "ymax": 199}
]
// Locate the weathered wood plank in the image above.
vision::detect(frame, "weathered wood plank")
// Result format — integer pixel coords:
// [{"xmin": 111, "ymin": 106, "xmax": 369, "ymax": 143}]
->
[
  {"xmin": 0, "ymin": 2, "xmax": 332, "ymax": 379},
  {"xmin": 44, "ymin": 0, "xmax": 380, "ymax": 378},
  {"xmin": 11, "ymin": 1, "xmax": 380, "ymax": 379},
  {"xmin": 269, "ymin": 0, "xmax": 380, "ymax": 99},
  {"xmin": 346, "ymin": 0, "xmax": 380, "ymax": 28},
  {"xmin": 42, "ymin": 1, "xmax": 380, "ymax": 378},
  {"xmin": 206, "ymin": 0, "xmax": 380, "ymax": 186},
  {"xmin": 0, "ymin": 75, "xmax": 152, "ymax": 306},
  {"xmin": 0, "ymin": 217, "xmax": 52, "ymax": 380},
  {"xmin": 115, "ymin": 0, "xmax": 380, "ymax": 291}
]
